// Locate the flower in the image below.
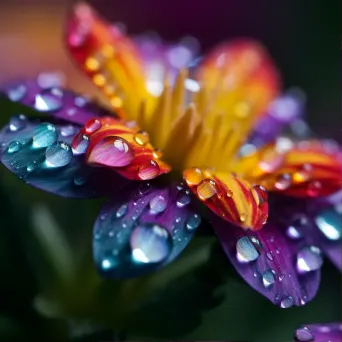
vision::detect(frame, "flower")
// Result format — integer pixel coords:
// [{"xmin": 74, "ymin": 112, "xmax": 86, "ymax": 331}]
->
[
  {"xmin": 294, "ymin": 322, "xmax": 342, "ymax": 342},
  {"xmin": 0, "ymin": 2, "xmax": 341, "ymax": 309}
]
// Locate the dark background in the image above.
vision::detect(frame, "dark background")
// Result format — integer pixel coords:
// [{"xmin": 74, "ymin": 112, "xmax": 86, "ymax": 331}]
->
[{"xmin": 0, "ymin": 1, "xmax": 340, "ymax": 341}]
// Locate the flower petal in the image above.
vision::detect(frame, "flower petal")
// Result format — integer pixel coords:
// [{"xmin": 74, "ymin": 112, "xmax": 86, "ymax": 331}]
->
[
  {"xmin": 66, "ymin": 2, "xmax": 148, "ymax": 116},
  {"xmin": 294, "ymin": 323, "xmax": 342, "ymax": 342},
  {"xmin": 236, "ymin": 140, "xmax": 342, "ymax": 198},
  {"xmin": 211, "ymin": 208, "xmax": 321, "ymax": 308},
  {"xmin": 93, "ymin": 181, "xmax": 201, "ymax": 278},
  {"xmin": 72, "ymin": 116, "xmax": 171, "ymax": 180},
  {"xmin": 1, "ymin": 78, "xmax": 113, "ymax": 125},
  {"xmin": 0, "ymin": 116, "xmax": 128, "ymax": 197},
  {"xmin": 183, "ymin": 168, "xmax": 268, "ymax": 230}
]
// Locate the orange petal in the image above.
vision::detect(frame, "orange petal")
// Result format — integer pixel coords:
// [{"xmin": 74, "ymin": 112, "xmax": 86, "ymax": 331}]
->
[
  {"xmin": 183, "ymin": 168, "xmax": 269, "ymax": 230},
  {"xmin": 66, "ymin": 2, "xmax": 148, "ymax": 116},
  {"xmin": 237, "ymin": 140, "xmax": 342, "ymax": 197},
  {"xmin": 72, "ymin": 117, "xmax": 171, "ymax": 180}
]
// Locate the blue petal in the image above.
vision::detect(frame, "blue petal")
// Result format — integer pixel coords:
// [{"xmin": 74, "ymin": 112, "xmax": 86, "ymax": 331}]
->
[{"xmin": 93, "ymin": 181, "xmax": 202, "ymax": 278}]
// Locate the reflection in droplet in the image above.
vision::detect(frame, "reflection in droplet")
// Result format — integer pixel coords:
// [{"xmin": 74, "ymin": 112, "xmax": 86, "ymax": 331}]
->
[
  {"xmin": 130, "ymin": 224, "xmax": 172, "ymax": 264},
  {"xmin": 315, "ymin": 208, "xmax": 341, "ymax": 241},
  {"xmin": 236, "ymin": 236, "xmax": 262, "ymax": 263},
  {"xmin": 186, "ymin": 214, "xmax": 201, "ymax": 230},
  {"xmin": 7, "ymin": 141, "xmax": 21, "ymax": 154},
  {"xmin": 116, "ymin": 204, "xmax": 128, "ymax": 219},
  {"xmin": 45, "ymin": 142, "xmax": 73, "ymax": 168},
  {"xmin": 280, "ymin": 296, "xmax": 294, "ymax": 308},
  {"xmin": 297, "ymin": 246, "xmax": 323, "ymax": 273},
  {"xmin": 286, "ymin": 215, "xmax": 307, "ymax": 239},
  {"xmin": 72, "ymin": 133, "xmax": 89, "ymax": 154},
  {"xmin": 183, "ymin": 167, "xmax": 203, "ymax": 185},
  {"xmin": 138, "ymin": 160, "xmax": 160, "ymax": 180},
  {"xmin": 176, "ymin": 189, "xmax": 191, "ymax": 207},
  {"xmin": 33, "ymin": 123, "xmax": 58, "ymax": 148},
  {"xmin": 197, "ymin": 179, "xmax": 217, "ymax": 200},
  {"xmin": 262, "ymin": 269, "xmax": 276, "ymax": 288},
  {"xmin": 85, "ymin": 118, "xmax": 102, "ymax": 133},
  {"xmin": 149, "ymin": 194, "xmax": 168, "ymax": 214},
  {"xmin": 9, "ymin": 115, "xmax": 27, "ymax": 132}
]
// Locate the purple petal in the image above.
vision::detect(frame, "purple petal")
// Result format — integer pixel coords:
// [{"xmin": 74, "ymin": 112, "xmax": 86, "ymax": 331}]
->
[
  {"xmin": 211, "ymin": 208, "xmax": 321, "ymax": 308},
  {"xmin": 247, "ymin": 88, "xmax": 305, "ymax": 147},
  {"xmin": 93, "ymin": 181, "xmax": 201, "ymax": 278},
  {"xmin": 294, "ymin": 323, "xmax": 342, "ymax": 342},
  {"xmin": 1, "ymin": 77, "xmax": 114, "ymax": 125},
  {"xmin": 0, "ymin": 116, "xmax": 129, "ymax": 198}
]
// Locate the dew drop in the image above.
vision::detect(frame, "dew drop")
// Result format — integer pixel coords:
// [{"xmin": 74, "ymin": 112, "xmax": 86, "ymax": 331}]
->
[
  {"xmin": 297, "ymin": 245, "xmax": 323, "ymax": 273},
  {"xmin": 307, "ymin": 181, "xmax": 322, "ymax": 197},
  {"xmin": 275, "ymin": 173, "xmax": 291, "ymax": 190},
  {"xmin": 134, "ymin": 131, "xmax": 149, "ymax": 145},
  {"xmin": 186, "ymin": 214, "xmax": 201, "ymax": 230},
  {"xmin": 116, "ymin": 204, "xmax": 128, "ymax": 219},
  {"xmin": 279, "ymin": 274, "xmax": 285, "ymax": 282},
  {"xmin": 197, "ymin": 179, "xmax": 217, "ymax": 200},
  {"xmin": 250, "ymin": 185, "xmax": 268, "ymax": 207},
  {"xmin": 100, "ymin": 256, "xmax": 117, "ymax": 271},
  {"xmin": 176, "ymin": 189, "xmax": 191, "ymax": 207},
  {"xmin": 280, "ymin": 296, "xmax": 294, "ymax": 308},
  {"xmin": 27, "ymin": 162, "xmax": 38, "ymax": 172},
  {"xmin": 138, "ymin": 160, "xmax": 160, "ymax": 180},
  {"xmin": 7, "ymin": 141, "xmax": 21, "ymax": 154},
  {"xmin": 292, "ymin": 164, "xmax": 312, "ymax": 183},
  {"xmin": 315, "ymin": 208, "xmax": 341, "ymax": 241},
  {"xmin": 72, "ymin": 133, "xmax": 89, "ymax": 154},
  {"xmin": 236, "ymin": 236, "xmax": 262, "ymax": 263},
  {"xmin": 266, "ymin": 251, "xmax": 274, "ymax": 261},
  {"xmin": 183, "ymin": 167, "xmax": 204, "ymax": 186},
  {"xmin": 294, "ymin": 326, "xmax": 314, "ymax": 341},
  {"xmin": 130, "ymin": 224, "xmax": 172, "ymax": 264},
  {"xmin": 226, "ymin": 189, "xmax": 233, "ymax": 197},
  {"xmin": 9, "ymin": 115, "xmax": 27, "ymax": 132},
  {"xmin": 74, "ymin": 96, "xmax": 89, "ymax": 108},
  {"xmin": 138, "ymin": 182, "xmax": 151, "ymax": 195},
  {"xmin": 60, "ymin": 124, "xmax": 77, "ymax": 137},
  {"xmin": 33, "ymin": 123, "xmax": 58, "ymax": 148},
  {"xmin": 286, "ymin": 215, "xmax": 307, "ymax": 239},
  {"xmin": 152, "ymin": 149, "xmax": 163, "ymax": 159},
  {"xmin": 88, "ymin": 136, "xmax": 134, "ymax": 167},
  {"xmin": 85, "ymin": 118, "xmax": 101, "ymax": 134},
  {"xmin": 262, "ymin": 269, "xmax": 276, "ymax": 288},
  {"xmin": 6, "ymin": 84, "xmax": 27, "ymax": 101},
  {"xmin": 45, "ymin": 142, "xmax": 72, "ymax": 168},
  {"xmin": 149, "ymin": 194, "xmax": 168, "ymax": 214},
  {"xmin": 34, "ymin": 89, "xmax": 63, "ymax": 112}
]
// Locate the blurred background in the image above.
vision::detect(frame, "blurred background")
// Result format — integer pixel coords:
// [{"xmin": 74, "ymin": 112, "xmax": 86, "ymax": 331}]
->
[{"xmin": 0, "ymin": 0, "xmax": 340, "ymax": 341}]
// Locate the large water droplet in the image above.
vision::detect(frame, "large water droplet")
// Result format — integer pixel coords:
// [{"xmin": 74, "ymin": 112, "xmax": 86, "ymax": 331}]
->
[
  {"xmin": 149, "ymin": 194, "xmax": 168, "ymax": 214},
  {"xmin": 45, "ymin": 142, "xmax": 73, "ymax": 168},
  {"xmin": 294, "ymin": 327, "xmax": 314, "ymax": 342},
  {"xmin": 176, "ymin": 189, "xmax": 191, "ymax": 207},
  {"xmin": 72, "ymin": 133, "xmax": 89, "ymax": 154},
  {"xmin": 138, "ymin": 160, "xmax": 160, "ymax": 180},
  {"xmin": 7, "ymin": 84, "xmax": 27, "ymax": 101},
  {"xmin": 33, "ymin": 123, "xmax": 58, "ymax": 148},
  {"xmin": 116, "ymin": 204, "xmax": 128, "ymax": 219},
  {"xmin": 286, "ymin": 215, "xmax": 308, "ymax": 239},
  {"xmin": 183, "ymin": 167, "xmax": 204, "ymax": 185},
  {"xmin": 9, "ymin": 115, "xmax": 27, "ymax": 132},
  {"xmin": 280, "ymin": 296, "xmax": 294, "ymax": 308},
  {"xmin": 315, "ymin": 208, "xmax": 341, "ymax": 241},
  {"xmin": 89, "ymin": 136, "xmax": 134, "ymax": 167},
  {"xmin": 297, "ymin": 246, "xmax": 323, "ymax": 273},
  {"xmin": 34, "ymin": 89, "xmax": 63, "ymax": 112},
  {"xmin": 186, "ymin": 214, "xmax": 201, "ymax": 230},
  {"xmin": 262, "ymin": 269, "xmax": 276, "ymax": 288},
  {"xmin": 236, "ymin": 236, "xmax": 262, "ymax": 263},
  {"xmin": 197, "ymin": 179, "xmax": 217, "ymax": 200},
  {"xmin": 7, "ymin": 141, "xmax": 21, "ymax": 154},
  {"xmin": 130, "ymin": 224, "xmax": 172, "ymax": 264}
]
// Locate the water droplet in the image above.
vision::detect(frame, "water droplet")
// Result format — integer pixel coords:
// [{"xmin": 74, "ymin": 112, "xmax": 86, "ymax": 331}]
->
[
  {"xmin": 260, "ymin": 213, "xmax": 268, "ymax": 225},
  {"xmin": 45, "ymin": 142, "xmax": 72, "ymax": 168},
  {"xmin": 85, "ymin": 118, "xmax": 101, "ymax": 133},
  {"xmin": 74, "ymin": 96, "xmax": 89, "ymax": 107},
  {"xmin": 60, "ymin": 125, "xmax": 77, "ymax": 137},
  {"xmin": 72, "ymin": 133, "xmax": 89, "ymax": 154},
  {"xmin": 266, "ymin": 251, "xmax": 274, "ymax": 261},
  {"xmin": 236, "ymin": 236, "xmax": 262, "ymax": 263},
  {"xmin": 186, "ymin": 214, "xmax": 201, "ymax": 230},
  {"xmin": 226, "ymin": 189, "xmax": 233, "ymax": 197},
  {"xmin": 280, "ymin": 296, "xmax": 294, "ymax": 308},
  {"xmin": 240, "ymin": 213, "xmax": 247, "ymax": 222},
  {"xmin": 286, "ymin": 215, "xmax": 307, "ymax": 239},
  {"xmin": 259, "ymin": 152, "xmax": 284, "ymax": 173},
  {"xmin": 275, "ymin": 173, "xmax": 291, "ymax": 190},
  {"xmin": 134, "ymin": 131, "xmax": 149, "ymax": 145},
  {"xmin": 293, "ymin": 164, "xmax": 312, "ymax": 183},
  {"xmin": 176, "ymin": 189, "xmax": 191, "ymax": 207},
  {"xmin": 100, "ymin": 213, "xmax": 107, "ymax": 221},
  {"xmin": 197, "ymin": 179, "xmax": 217, "ymax": 200},
  {"xmin": 315, "ymin": 208, "xmax": 341, "ymax": 241},
  {"xmin": 34, "ymin": 90, "xmax": 63, "ymax": 112},
  {"xmin": 100, "ymin": 256, "xmax": 117, "ymax": 271},
  {"xmin": 7, "ymin": 141, "xmax": 21, "ymax": 154},
  {"xmin": 88, "ymin": 136, "xmax": 134, "ymax": 167},
  {"xmin": 307, "ymin": 181, "xmax": 322, "ymax": 197},
  {"xmin": 27, "ymin": 162, "xmax": 38, "ymax": 172},
  {"xmin": 175, "ymin": 217, "xmax": 182, "ymax": 223},
  {"xmin": 130, "ymin": 224, "xmax": 172, "ymax": 264},
  {"xmin": 262, "ymin": 269, "xmax": 276, "ymax": 288},
  {"xmin": 138, "ymin": 160, "xmax": 160, "ymax": 180},
  {"xmin": 152, "ymin": 149, "xmax": 163, "ymax": 159},
  {"xmin": 138, "ymin": 182, "xmax": 151, "ymax": 195},
  {"xmin": 183, "ymin": 167, "xmax": 203, "ymax": 185},
  {"xmin": 7, "ymin": 84, "xmax": 27, "ymax": 101},
  {"xmin": 116, "ymin": 204, "xmax": 128, "ymax": 219},
  {"xmin": 9, "ymin": 115, "xmax": 27, "ymax": 132},
  {"xmin": 149, "ymin": 194, "xmax": 168, "ymax": 213},
  {"xmin": 278, "ymin": 274, "xmax": 285, "ymax": 282},
  {"xmin": 250, "ymin": 185, "xmax": 268, "ymax": 207},
  {"xmin": 33, "ymin": 123, "xmax": 58, "ymax": 148},
  {"xmin": 294, "ymin": 327, "xmax": 314, "ymax": 341},
  {"xmin": 297, "ymin": 245, "xmax": 323, "ymax": 273},
  {"xmin": 74, "ymin": 173, "xmax": 87, "ymax": 186}
]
